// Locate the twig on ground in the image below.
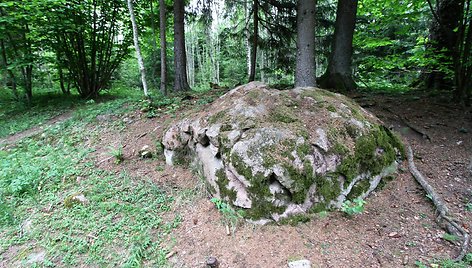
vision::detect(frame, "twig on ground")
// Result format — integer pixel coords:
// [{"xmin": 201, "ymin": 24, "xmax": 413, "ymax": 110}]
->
[
  {"xmin": 407, "ymin": 145, "xmax": 470, "ymax": 261},
  {"xmin": 97, "ymin": 156, "xmax": 113, "ymax": 165}
]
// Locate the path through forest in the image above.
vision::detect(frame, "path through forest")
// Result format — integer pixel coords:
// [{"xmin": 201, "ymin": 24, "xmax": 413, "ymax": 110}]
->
[{"xmin": 0, "ymin": 112, "xmax": 72, "ymax": 149}]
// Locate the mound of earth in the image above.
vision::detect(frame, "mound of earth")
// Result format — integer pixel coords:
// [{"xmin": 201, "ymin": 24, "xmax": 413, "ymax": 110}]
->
[{"xmin": 162, "ymin": 82, "xmax": 403, "ymax": 223}]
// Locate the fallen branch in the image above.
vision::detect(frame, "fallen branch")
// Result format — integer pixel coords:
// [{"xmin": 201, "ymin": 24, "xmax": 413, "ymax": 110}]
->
[{"xmin": 407, "ymin": 145, "xmax": 470, "ymax": 261}]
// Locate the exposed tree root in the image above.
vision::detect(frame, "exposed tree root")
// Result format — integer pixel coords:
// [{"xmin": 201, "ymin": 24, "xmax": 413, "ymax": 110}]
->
[
  {"xmin": 402, "ymin": 117, "xmax": 431, "ymax": 141},
  {"xmin": 407, "ymin": 145, "xmax": 470, "ymax": 261}
]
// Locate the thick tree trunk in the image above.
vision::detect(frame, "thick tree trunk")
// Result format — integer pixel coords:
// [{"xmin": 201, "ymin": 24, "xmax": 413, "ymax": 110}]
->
[
  {"xmin": 159, "ymin": 0, "xmax": 167, "ymax": 95},
  {"xmin": 318, "ymin": 0, "xmax": 358, "ymax": 92},
  {"xmin": 295, "ymin": 0, "xmax": 317, "ymax": 87},
  {"xmin": 425, "ymin": 0, "xmax": 463, "ymax": 91},
  {"xmin": 248, "ymin": 0, "xmax": 259, "ymax": 82},
  {"xmin": 127, "ymin": 0, "xmax": 149, "ymax": 97},
  {"xmin": 173, "ymin": 0, "xmax": 190, "ymax": 92}
]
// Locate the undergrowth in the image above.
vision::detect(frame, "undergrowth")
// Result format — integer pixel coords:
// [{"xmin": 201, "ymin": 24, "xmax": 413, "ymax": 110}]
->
[{"xmin": 0, "ymin": 89, "xmax": 181, "ymax": 267}]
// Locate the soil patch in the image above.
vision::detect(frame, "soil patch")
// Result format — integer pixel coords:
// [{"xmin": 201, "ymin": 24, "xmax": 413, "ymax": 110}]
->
[{"xmin": 95, "ymin": 90, "xmax": 471, "ymax": 267}]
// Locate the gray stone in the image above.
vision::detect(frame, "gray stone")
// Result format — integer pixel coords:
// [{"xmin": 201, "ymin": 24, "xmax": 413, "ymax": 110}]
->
[
  {"xmin": 26, "ymin": 251, "xmax": 46, "ymax": 264},
  {"xmin": 139, "ymin": 145, "xmax": 153, "ymax": 158},
  {"xmin": 288, "ymin": 259, "xmax": 311, "ymax": 268},
  {"xmin": 161, "ymin": 82, "xmax": 402, "ymax": 222}
]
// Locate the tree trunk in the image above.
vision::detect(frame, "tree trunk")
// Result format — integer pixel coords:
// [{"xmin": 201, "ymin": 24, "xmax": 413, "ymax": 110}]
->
[
  {"xmin": 0, "ymin": 39, "xmax": 18, "ymax": 99},
  {"xmin": 21, "ymin": 65, "xmax": 33, "ymax": 103},
  {"xmin": 127, "ymin": 0, "xmax": 149, "ymax": 97},
  {"xmin": 245, "ymin": 1, "xmax": 251, "ymax": 77},
  {"xmin": 452, "ymin": 0, "xmax": 471, "ymax": 105},
  {"xmin": 56, "ymin": 51, "xmax": 70, "ymax": 95},
  {"xmin": 318, "ymin": 0, "xmax": 358, "ymax": 92},
  {"xmin": 159, "ymin": 0, "xmax": 168, "ymax": 95},
  {"xmin": 248, "ymin": 0, "xmax": 259, "ymax": 82},
  {"xmin": 173, "ymin": 0, "xmax": 190, "ymax": 92},
  {"xmin": 295, "ymin": 0, "xmax": 317, "ymax": 87},
  {"xmin": 425, "ymin": 0, "xmax": 463, "ymax": 90},
  {"xmin": 150, "ymin": 0, "xmax": 159, "ymax": 88}
]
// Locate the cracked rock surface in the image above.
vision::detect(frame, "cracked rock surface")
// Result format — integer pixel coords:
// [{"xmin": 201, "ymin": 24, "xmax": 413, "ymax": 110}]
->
[{"xmin": 162, "ymin": 82, "xmax": 403, "ymax": 222}]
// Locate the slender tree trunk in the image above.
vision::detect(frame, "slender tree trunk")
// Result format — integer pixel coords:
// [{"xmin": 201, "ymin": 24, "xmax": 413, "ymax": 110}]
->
[
  {"xmin": 318, "ymin": 0, "xmax": 358, "ymax": 92},
  {"xmin": 295, "ymin": 0, "xmax": 317, "ymax": 87},
  {"xmin": 245, "ymin": 1, "xmax": 251, "ymax": 77},
  {"xmin": 26, "ymin": 66, "xmax": 32, "ymax": 100},
  {"xmin": 159, "ymin": 0, "xmax": 167, "ymax": 95},
  {"xmin": 0, "ymin": 39, "xmax": 18, "ymax": 99},
  {"xmin": 56, "ymin": 51, "xmax": 70, "ymax": 95},
  {"xmin": 127, "ymin": 0, "xmax": 149, "ymax": 97},
  {"xmin": 150, "ymin": 0, "xmax": 159, "ymax": 87},
  {"xmin": 173, "ymin": 0, "xmax": 190, "ymax": 91},
  {"xmin": 248, "ymin": 0, "xmax": 259, "ymax": 82}
]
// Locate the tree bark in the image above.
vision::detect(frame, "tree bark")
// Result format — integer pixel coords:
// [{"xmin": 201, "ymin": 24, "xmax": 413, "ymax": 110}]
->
[
  {"xmin": 318, "ymin": 0, "xmax": 358, "ymax": 92},
  {"xmin": 0, "ymin": 39, "xmax": 18, "ymax": 99},
  {"xmin": 159, "ymin": 0, "xmax": 167, "ymax": 95},
  {"xmin": 295, "ymin": 0, "xmax": 317, "ymax": 87},
  {"xmin": 127, "ymin": 0, "xmax": 149, "ymax": 97},
  {"xmin": 173, "ymin": 0, "xmax": 190, "ymax": 92},
  {"xmin": 248, "ymin": 0, "xmax": 259, "ymax": 82},
  {"xmin": 424, "ymin": 0, "xmax": 463, "ymax": 91}
]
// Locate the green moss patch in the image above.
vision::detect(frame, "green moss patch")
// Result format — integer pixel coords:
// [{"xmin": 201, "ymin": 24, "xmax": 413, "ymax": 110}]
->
[
  {"xmin": 337, "ymin": 126, "xmax": 403, "ymax": 186},
  {"xmin": 215, "ymin": 168, "xmax": 237, "ymax": 202}
]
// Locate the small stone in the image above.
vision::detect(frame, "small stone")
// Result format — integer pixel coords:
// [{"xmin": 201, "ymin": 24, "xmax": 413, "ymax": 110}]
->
[
  {"xmin": 139, "ymin": 145, "xmax": 153, "ymax": 158},
  {"xmin": 21, "ymin": 219, "xmax": 33, "ymax": 234},
  {"xmin": 206, "ymin": 256, "xmax": 218, "ymax": 268},
  {"xmin": 388, "ymin": 232, "xmax": 401, "ymax": 238},
  {"xmin": 402, "ymin": 255, "xmax": 409, "ymax": 265},
  {"xmin": 288, "ymin": 259, "xmax": 311, "ymax": 268},
  {"xmin": 26, "ymin": 251, "xmax": 46, "ymax": 264},
  {"xmin": 459, "ymin": 127, "xmax": 468, "ymax": 133},
  {"xmin": 64, "ymin": 193, "xmax": 89, "ymax": 208},
  {"xmin": 72, "ymin": 194, "xmax": 89, "ymax": 204}
]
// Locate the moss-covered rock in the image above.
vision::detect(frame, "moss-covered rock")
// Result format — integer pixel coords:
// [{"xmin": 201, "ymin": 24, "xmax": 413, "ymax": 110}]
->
[{"xmin": 162, "ymin": 82, "xmax": 403, "ymax": 223}]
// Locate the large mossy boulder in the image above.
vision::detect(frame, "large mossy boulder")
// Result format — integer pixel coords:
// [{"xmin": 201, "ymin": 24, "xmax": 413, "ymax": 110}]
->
[{"xmin": 162, "ymin": 82, "xmax": 403, "ymax": 223}]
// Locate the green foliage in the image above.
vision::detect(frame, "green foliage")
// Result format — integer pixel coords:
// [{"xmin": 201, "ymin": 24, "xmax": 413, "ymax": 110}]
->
[
  {"xmin": 341, "ymin": 198, "xmax": 366, "ymax": 216},
  {"xmin": 0, "ymin": 92, "xmax": 180, "ymax": 266},
  {"xmin": 414, "ymin": 260, "xmax": 428, "ymax": 268},
  {"xmin": 416, "ymin": 254, "xmax": 472, "ymax": 268},
  {"xmin": 354, "ymin": 0, "xmax": 431, "ymax": 91},
  {"xmin": 442, "ymin": 233, "xmax": 459, "ymax": 243},
  {"xmin": 210, "ymin": 198, "xmax": 244, "ymax": 233},
  {"xmin": 108, "ymin": 145, "xmax": 124, "ymax": 164},
  {"xmin": 465, "ymin": 202, "xmax": 472, "ymax": 212}
]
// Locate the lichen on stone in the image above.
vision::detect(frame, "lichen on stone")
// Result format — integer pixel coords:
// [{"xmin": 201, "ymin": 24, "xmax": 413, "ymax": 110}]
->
[{"xmin": 161, "ymin": 82, "xmax": 403, "ymax": 223}]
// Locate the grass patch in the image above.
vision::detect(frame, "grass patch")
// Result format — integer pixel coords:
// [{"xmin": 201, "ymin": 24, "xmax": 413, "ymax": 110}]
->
[{"xmin": 0, "ymin": 87, "xmax": 181, "ymax": 267}]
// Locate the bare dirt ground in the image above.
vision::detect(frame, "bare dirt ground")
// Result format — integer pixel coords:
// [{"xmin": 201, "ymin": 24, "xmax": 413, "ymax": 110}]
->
[
  {"xmin": 8, "ymin": 89, "xmax": 472, "ymax": 267},
  {"xmin": 0, "ymin": 112, "xmax": 72, "ymax": 149},
  {"xmin": 85, "ymin": 89, "xmax": 472, "ymax": 268}
]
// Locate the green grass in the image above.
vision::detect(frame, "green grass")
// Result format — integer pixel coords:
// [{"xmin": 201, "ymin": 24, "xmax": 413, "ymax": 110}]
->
[
  {"xmin": 0, "ymin": 85, "xmax": 144, "ymax": 138},
  {"xmin": 0, "ymin": 86, "xmax": 181, "ymax": 267}
]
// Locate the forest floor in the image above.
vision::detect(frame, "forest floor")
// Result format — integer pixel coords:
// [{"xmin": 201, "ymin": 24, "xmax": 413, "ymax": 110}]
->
[
  {"xmin": 89, "ymin": 89, "xmax": 472, "ymax": 267},
  {"xmin": 1, "ymin": 88, "xmax": 472, "ymax": 267}
]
